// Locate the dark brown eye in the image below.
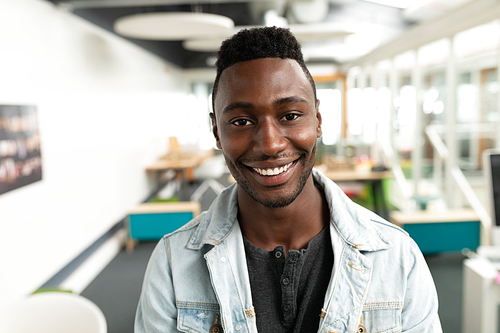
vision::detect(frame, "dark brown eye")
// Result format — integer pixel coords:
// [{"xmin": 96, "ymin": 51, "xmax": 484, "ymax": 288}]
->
[
  {"xmin": 232, "ymin": 119, "xmax": 252, "ymax": 126},
  {"xmin": 282, "ymin": 114, "xmax": 299, "ymax": 121}
]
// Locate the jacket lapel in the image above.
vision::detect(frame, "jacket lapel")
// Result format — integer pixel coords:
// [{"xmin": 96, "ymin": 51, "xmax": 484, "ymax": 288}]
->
[
  {"xmin": 203, "ymin": 222, "xmax": 258, "ymax": 333},
  {"xmin": 319, "ymin": 244, "xmax": 373, "ymax": 332}
]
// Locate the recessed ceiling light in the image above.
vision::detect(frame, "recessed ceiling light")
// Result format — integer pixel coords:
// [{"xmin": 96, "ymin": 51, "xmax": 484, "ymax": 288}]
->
[
  {"xmin": 114, "ymin": 12, "xmax": 234, "ymax": 40},
  {"xmin": 362, "ymin": 0, "xmax": 413, "ymax": 8}
]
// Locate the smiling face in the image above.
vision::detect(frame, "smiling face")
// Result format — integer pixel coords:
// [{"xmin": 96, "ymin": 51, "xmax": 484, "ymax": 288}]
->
[{"xmin": 212, "ymin": 58, "xmax": 322, "ymax": 208}]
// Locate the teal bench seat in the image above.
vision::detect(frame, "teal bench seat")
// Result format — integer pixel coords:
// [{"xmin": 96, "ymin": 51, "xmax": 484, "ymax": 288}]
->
[
  {"xmin": 390, "ymin": 209, "xmax": 481, "ymax": 255},
  {"xmin": 126, "ymin": 202, "xmax": 200, "ymax": 252}
]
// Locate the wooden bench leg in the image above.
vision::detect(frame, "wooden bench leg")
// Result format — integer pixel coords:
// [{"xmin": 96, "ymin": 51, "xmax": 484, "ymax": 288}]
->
[{"xmin": 126, "ymin": 239, "xmax": 137, "ymax": 253}]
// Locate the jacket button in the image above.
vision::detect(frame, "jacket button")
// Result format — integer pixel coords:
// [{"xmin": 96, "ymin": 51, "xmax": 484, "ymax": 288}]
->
[
  {"xmin": 282, "ymin": 278, "xmax": 290, "ymax": 286},
  {"xmin": 235, "ymin": 324, "xmax": 242, "ymax": 331},
  {"xmin": 220, "ymin": 257, "xmax": 226, "ymax": 263},
  {"xmin": 210, "ymin": 324, "xmax": 222, "ymax": 333},
  {"xmin": 357, "ymin": 323, "xmax": 367, "ymax": 333}
]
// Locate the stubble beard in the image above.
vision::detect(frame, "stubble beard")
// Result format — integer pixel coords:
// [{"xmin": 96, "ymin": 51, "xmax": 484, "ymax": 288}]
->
[{"xmin": 229, "ymin": 145, "xmax": 317, "ymax": 209}]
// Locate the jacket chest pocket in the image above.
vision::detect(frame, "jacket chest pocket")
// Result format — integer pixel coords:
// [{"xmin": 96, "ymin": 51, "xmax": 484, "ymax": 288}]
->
[
  {"xmin": 177, "ymin": 302, "xmax": 221, "ymax": 333},
  {"xmin": 361, "ymin": 302, "xmax": 403, "ymax": 333}
]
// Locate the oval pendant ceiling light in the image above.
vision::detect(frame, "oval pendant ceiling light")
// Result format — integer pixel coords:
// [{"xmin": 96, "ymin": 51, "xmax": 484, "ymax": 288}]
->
[
  {"xmin": 114, "ymin": 12, "xmax": 234, "ymax": 40},
  {"xmin": 183, "ymin": 24, "xmax": 354, "ymax": 52}
]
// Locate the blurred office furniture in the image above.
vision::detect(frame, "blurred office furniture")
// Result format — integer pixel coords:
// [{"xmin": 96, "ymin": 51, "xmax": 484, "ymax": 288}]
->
[
  {"xmin": 344, "ymin": 0, "xmax": 500, "ymax": 248},
  {"xmin": 319, "ymin": 166, "xmax": 392, "ymax": 219},
  {"xmin": 126, "ymin": 201, "xmax": 200, "ymax": 252},
  {"xmin": 1, "ymin": 292, "xmax": 107, "ymax": 333},
  {"xmin": 462, "ymin": 151, "xmax": 500, "ymax": 332},
  {"xmin": 390, "ymin": 209, "xmax": 480, "ymax": 254},
  {"xmin": 146, "ymin": 150, "xmax": 212, "ymax": 181},
  {"xmin": 146, "ymin": 146, "xmax": 213, "ymax": 200},
  {"xmin": 168, "ymin": 136, "xmax": 181, "ymax": 154},
  {"xmin": 190, "ymin": 154, "xmax": 226, "ymax": 202},
  {"xmin": 483, "ymin": 149, "xmax": 500, "ymax": 245},
  {"xmin": 425, "ymin": 125, "xmax": 493, "ymax": 247},
  {"xmin": 463, "ymin": 247, "xmax": 500, "ymax": 333}
]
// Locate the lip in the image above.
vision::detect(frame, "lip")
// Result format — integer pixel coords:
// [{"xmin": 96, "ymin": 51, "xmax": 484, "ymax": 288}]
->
[
  {"xmin": 251, "ymin": 161, "xmax": 294, "ymax": 176},
  {"xmin": 245, "ymin": 159, "xmax": 299, "ymax": 187}
]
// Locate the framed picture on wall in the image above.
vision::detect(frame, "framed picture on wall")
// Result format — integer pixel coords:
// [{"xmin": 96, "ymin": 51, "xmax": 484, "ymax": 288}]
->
[{"xmin": 0, "ymin": 104, "xmax": 42, "ymax": 195}]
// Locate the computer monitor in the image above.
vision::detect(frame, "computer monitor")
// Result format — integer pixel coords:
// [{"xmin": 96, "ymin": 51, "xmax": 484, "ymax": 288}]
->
[{"xmin": 483, "ymin": 149, "xmax": 500, "ymax": 245}]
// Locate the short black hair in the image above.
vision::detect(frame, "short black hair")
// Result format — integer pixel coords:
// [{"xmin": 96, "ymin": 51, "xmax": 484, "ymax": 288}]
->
[{"xmin": 212, "ymin": 26, "xmax": 317, "ymax": 113}]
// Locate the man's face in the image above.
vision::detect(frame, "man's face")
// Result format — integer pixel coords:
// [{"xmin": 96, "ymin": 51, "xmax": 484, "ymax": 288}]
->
[{"xmin": 212, "ymin": 58, "xmax": 322, "ymax": 208}]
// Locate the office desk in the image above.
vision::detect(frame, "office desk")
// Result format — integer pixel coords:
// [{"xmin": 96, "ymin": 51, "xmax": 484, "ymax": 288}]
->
[
  {"xmin": 146, "ymin": 151, "xmax": 212, "ymax": 199},
  {"xmin": 146, "ymin": 152, "xmax": 211, "ymax": 172},
  {"xmin": 321, "ymin": 168, "xmax": 392, "ymax": 219}
]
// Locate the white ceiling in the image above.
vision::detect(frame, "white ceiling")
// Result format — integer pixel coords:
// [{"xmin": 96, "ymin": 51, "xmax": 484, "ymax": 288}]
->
[
  {"xmin": 403, "ymin": 0, "xmax": 473, "ymax": 22},
  {"xmin": 51, "ymin": 0, "xmax": 475, "ymax": 68}
]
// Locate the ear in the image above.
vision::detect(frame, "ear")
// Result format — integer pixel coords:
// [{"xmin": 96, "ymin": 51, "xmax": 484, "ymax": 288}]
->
[
  {"xmin": 315, "ymin": 100, "xmax": 322, "ymax": 138},
  {"xmin": 210, "ymin": 112, "xmax": 222, "ymax": 149}
]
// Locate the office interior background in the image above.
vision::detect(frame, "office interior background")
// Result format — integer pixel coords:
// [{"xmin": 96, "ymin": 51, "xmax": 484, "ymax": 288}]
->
[{"xmin": 1, "ymin": 0, "xmax": 500, "ymax": 332}]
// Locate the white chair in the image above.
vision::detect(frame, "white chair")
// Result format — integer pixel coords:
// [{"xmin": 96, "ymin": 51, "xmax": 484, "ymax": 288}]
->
[
  {"xmin": 190, "ymin": 154, "xmax": 227, "ymax": 202},
  {"xmin": 2, "ymin": 292, "xmax": 107, "ymax": 333}
]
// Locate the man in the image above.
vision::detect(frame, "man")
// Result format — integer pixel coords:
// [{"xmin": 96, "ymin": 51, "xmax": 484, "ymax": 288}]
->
[{"xmin": 135, "ymin": 27, "xmax": 442, "ymax": 333}]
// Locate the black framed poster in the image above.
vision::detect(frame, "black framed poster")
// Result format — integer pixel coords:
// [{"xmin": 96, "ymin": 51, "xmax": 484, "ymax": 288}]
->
[{"xmin": 0, "ymin": 105, "xmax": 42, "ymax": 195}]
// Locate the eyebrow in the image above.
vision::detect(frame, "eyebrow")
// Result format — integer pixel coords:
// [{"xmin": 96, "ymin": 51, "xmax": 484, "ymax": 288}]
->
[
  {"xmin": 274, "ymin": 96, "xmax": 309, "ymax": 107},
  {"xmin": 222, "ymin": 96, "xmax": 309, "ymax": 115},
  {"xmin": 222, "ymin": 101, "xmax": 254, "ymax": 115}
]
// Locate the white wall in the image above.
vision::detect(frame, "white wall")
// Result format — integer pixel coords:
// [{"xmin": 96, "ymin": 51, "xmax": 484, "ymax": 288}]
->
[{"xmin": 0, "ymin": 0, "xmax": 191, "ymax": 307}]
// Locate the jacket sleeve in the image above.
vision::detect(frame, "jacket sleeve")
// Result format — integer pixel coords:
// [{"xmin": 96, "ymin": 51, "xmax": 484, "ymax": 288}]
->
[
  {"xmin": 135, "ymin": 237, "xmax": 180, "ymax": 333},
  {"xmin": 401, "ymin": 237, "xmax": 443, "ymax": 332}
]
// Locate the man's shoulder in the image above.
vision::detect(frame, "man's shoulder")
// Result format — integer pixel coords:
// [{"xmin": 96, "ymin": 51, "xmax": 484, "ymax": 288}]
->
[
  {"xmin": 357, "ymin": 207, "xmax": 424, "ymax": 262},
  {"xmin": 347, "ymin": 202, "xmax": 412, "ymax": 252},
  {"xmin": 368, "ymin": 214, "xmax": 408, "ymax": 237},
  {"xmin": 364, "ymin": 208, "xmax": 410, "ymax": 243}
]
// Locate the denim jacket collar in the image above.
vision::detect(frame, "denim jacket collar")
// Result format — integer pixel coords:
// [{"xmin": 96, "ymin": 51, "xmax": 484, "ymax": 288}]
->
[{"xmin": 187, "ymin": 168, "xmax": 392, "ymax": 252}]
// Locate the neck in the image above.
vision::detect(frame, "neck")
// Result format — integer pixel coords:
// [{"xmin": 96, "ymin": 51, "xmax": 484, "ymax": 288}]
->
[{"xmin": 237, "ymin": 176, "xmax": 329, "ymax": 253}]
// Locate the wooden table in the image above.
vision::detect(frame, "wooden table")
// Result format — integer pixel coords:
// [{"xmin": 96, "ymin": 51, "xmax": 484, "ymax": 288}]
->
[
  {"xmin": 146, "ymin": 152, "xmax": 211, "ymax": 172},
  {"xmin": 320, "ymin": 168, "xmax": 393, "ymax": 219},
  {"xmin": 146, "ymin": 151, "xmax": 213, "ymax": 199}
]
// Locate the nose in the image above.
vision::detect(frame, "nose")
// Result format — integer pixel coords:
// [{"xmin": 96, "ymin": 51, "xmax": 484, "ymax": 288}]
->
[{"xmin": 252, "ymin": 118, "xmax": 287, "ymax": 156}]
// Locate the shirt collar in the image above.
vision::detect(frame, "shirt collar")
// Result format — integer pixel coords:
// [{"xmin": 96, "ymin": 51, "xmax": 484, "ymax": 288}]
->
[
  {"xmin": 187, "ymin": 168, "xmax": 392, "ymax": 252},
  {"xmin": 313, "ymin": 169, "xmax": 392, "ymax": 252}
]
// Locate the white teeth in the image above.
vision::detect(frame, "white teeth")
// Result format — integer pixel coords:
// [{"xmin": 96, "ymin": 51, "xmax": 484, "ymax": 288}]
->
[{"xmin": 253, "ymin": 162, "xmax": 293, "ymax": 176}]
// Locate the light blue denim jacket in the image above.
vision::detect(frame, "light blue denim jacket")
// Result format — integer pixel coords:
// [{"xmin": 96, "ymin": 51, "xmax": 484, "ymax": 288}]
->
[{"xmin": 135, "ymin": 169, "xmax": 442, "ymax": 333}]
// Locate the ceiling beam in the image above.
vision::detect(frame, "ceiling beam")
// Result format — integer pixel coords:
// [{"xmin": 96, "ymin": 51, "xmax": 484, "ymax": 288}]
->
[{"xmin": 341, "ymin": 0, "xmax": 500, "ymax": 71}]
